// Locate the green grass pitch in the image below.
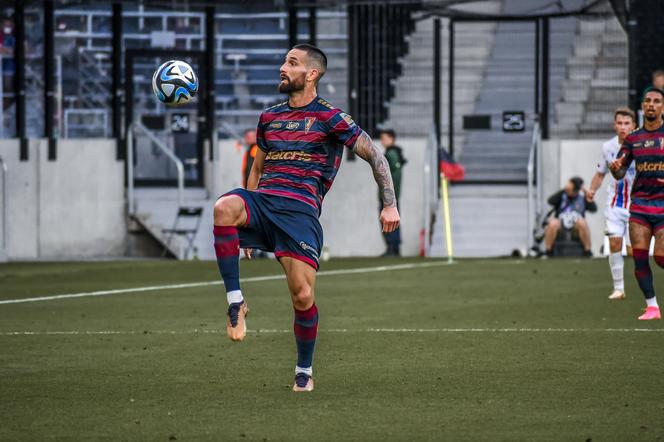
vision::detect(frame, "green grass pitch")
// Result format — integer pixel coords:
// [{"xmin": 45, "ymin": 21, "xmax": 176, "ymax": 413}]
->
[{"xmin": 1, "ymin": 258, "xmax": 663, "ymax": 441}]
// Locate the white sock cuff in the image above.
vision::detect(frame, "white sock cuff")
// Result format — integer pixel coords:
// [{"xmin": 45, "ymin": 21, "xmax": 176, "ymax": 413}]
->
[
  {"xmin": 646, "ymin": 296, "xmax": 659, "ymax": 308},
  {"xmin": 295, "ymin": 365, "xmax": 313, "ymax": 376},
  {"xmin": 226, "ymin": 290, "xmax": 243, "ymax": 305}
]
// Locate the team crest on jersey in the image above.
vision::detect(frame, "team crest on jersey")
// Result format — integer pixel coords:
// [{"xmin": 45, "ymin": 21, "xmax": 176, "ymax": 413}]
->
[
  {"xmin": 645, "ymin": 140, "xmax": 655, "ymax": 148},
  {"xmin": 304, "ymin": 117, "xmax": 316, "ymax": 133},
  {"xmin": 340, "ymin": 112, "xmax": 356, "ymax": 127},
  {"xmin": 286, "ymin": 121, "xmax": 299, "ymax": 130}
]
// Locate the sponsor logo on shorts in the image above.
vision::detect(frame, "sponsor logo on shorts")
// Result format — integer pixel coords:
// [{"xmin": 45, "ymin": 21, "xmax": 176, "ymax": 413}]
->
[
  {"xmin": 265, "ymin": 150, "xmax": 312, "ymax": 162},
  {"xmin": 299, "ymin": 241, "xmax": 319, "ymax": 259},
  {"xmin": 286, "ymin": 121, "xmax": 299, "ymax": 130},
  {"xmin": 636, "ymin": 161, "xmax": 664, "ymax": 172}
]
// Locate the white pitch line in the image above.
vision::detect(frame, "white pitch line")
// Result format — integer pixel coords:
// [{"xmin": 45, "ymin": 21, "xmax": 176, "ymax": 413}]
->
[
  {"xmin": 0, "ymin": 261, "xmax": 450, "ymax": 305},
  {"xmin": 1, "ymin": 328, "xmax": 663, "ymax": 336}
]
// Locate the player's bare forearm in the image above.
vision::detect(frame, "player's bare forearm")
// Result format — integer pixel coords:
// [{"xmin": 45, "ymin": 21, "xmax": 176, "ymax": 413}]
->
[
  {"xmin": 352, "ymin": 131, "xmax": 397, "ymax": 208},
  {"xmin": 609, "ymin": 166, "xmax": 627, "ymax": 181},
  {"xmin": 247, "ymin": 149, "xmax": 266, "ymax": 190},
  {"xmin": 587, "ymin": 172, "xmax": 605, "ymax": 202}
]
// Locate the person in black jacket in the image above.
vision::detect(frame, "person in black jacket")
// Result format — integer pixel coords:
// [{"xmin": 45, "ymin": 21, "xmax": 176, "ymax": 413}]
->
[{"xmin": 543, "ymin": 177, "xmax": 597, "ymax": 257}]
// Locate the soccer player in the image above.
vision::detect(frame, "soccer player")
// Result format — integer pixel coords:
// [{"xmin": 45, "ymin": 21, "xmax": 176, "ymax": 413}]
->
[
  {"xmin": 212, "ymin": 44, "xmax": 400, "ymax": 391},
  {"xmin": 587, "ymin": 108, "xmax": 637, "ymax": 300},
  {"xmin": 609, "ymin": 87, "xmax": 664, "ymax": 320}
]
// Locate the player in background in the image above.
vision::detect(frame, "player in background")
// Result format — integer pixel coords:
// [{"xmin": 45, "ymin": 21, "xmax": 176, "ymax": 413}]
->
[
  {"xmin": 586, "ymin": 108, "xmax": 637, "ymax": 300},
  {"xmin": 212, "ymin": 44, "xmax": 400, "ymax": 391},
  {"xmin": 609, "ymin": 87, "xmax": 664, "ymax": 320},
  {"xmin": 241, "ymin": 128, "xmax": 259, "ymax": 189}
]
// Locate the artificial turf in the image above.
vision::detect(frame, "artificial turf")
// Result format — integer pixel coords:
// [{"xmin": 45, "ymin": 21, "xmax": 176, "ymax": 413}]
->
[{"xmin": 0, "ymin": 257, "xmax": 663, "ymax": 441}]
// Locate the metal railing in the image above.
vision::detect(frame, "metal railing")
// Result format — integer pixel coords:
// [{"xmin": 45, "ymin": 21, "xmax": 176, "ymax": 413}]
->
[
  {"xmin": 526, "ymin": 120, "xmax": 543, "ymax": 251},
  {"xmin": 0, "ymin": 155, "xmax": 7, "ymax": 261},
  {"xmin": 127, "ymin": 121, "xmax": 184, "ymax": 215}
]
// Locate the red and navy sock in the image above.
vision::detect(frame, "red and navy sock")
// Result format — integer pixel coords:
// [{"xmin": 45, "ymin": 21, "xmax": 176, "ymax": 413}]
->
[
  {"xmin": 213, "ymin": 225, "xmax": 243, "ymax": 304},
  {"xmin": 633, "ymin": 248, "xmax": 655, "ymax": 300},
  {"xmin": 293, "ymin": 303, "xmax": 318, "ymax": 376}
]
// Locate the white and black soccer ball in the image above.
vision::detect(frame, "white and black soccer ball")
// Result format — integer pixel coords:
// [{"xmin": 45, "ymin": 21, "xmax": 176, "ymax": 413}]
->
[{"xmin": 152, "ymin": 60, "xmax": 199, "ymax": 105}]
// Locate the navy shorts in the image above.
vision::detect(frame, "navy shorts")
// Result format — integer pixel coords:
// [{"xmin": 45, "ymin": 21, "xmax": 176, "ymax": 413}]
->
[
  {"xmin": 222, "ymin": 188, "xmax": 323, "ymax": 270},
  {"xmin": 630, "ymin": 212, "xmax": 664, "ymax": 234}
]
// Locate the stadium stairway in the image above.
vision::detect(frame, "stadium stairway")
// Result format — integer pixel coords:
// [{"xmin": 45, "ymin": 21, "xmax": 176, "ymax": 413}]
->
[
  {"xmin": 429, "ymin": 185, "xmax": 528, "ymax": 257},
  {"xmin": 458, "ymin": 0, "xmax": 580, "ymax": 182},
  {"xmin": 552, "ymin": 12, "xmax": 627, "ymax": 139},
  {"xmin": 382, "ymin": 14, "xmax": 497, "ymax": 146},
  {"xmin": 130, "ymin": 188, "xmax": 215, "ymax": 260}
]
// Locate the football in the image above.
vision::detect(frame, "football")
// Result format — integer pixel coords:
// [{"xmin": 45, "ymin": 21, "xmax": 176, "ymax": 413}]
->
[{"xmin": 152, "ymin": 60, "xmax": 198, "ymax": 105}]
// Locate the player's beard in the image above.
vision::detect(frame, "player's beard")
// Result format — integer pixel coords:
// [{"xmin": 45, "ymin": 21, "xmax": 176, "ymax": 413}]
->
[
  {"xmin": 278, "ymin": 74, "xmax": 305, "ymax": 94},
  {"xmin": 645, "ymin": 113, "xmax": 659, "ymax": 122}
]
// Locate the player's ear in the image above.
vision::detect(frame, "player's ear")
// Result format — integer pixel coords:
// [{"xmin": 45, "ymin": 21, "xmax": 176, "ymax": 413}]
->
[{"xmin": 307, "ymin": 67, "xmax": 320, "ymax": 84}]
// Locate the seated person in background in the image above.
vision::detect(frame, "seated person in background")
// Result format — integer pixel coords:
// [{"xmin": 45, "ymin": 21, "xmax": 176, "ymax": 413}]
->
[{"xmin": 543, "ymin": 177, "xmax": 597, "ymax": 257}]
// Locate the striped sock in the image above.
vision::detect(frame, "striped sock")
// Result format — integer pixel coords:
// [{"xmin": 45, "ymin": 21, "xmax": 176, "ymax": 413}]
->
[
  {"xmin": 213, "ymin": 225, "xmax": 242, "ymax": 303},
  {"xmin": 293, "ymin": 303, "xmax": 318, "ymax": 374},
  {"xmin": 633, "ymin": 248, "xmax": 655, "ymax": 302}
]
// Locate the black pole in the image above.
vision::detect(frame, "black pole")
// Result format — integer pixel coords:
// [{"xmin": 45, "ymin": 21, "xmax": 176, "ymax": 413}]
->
[
  {"xmin": 346, "ymin": 4, "xmax": 357, "ymax": 160},
  {"xmin": 448, "ymin": 19, "xmax": 455, "ymax": 158},
  {"xmin": 205, "ymin": 6, "xmax": 216, "ymax": 161},
  {"xmin": 433, "ymin": 18, "xmax": 441, "ymax": 147},
  {"xmin": 541, "ymin": 17, "xmax": 550, "ymax": 139},
  {"xmin": 308, "ymin": 7, "xmax": 317, "ymax": 46},
  {"xmin": 534, "ymin": 19, "xmax": 540, "ymax": 118},
  {"xmin": 44, "ymin": 0, "xmax": 56, "ymax": 160},
  {"xmin": 627, "ymin": 4, "xmax": 638, "ymax": 112},
  {"xmin": 15, "ymin": 0, "xmax": 27, "ymax": 160},
  {"xmin": 288, "ymin": 1, "xmax": 298, "ymax": 48},
  {"xmin": 123, "ymin": 52, "xmax": 133, "ymax": 162},
  {"xmin": 112, "ymin": 2, "xmax": 123, "ymax": 159}
]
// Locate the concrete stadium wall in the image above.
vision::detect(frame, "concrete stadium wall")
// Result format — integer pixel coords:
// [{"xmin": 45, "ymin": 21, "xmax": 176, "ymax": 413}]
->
[
  {"xmin": 207, "ymin": 137, "xmax": 427, "ymax": 257},
  {"xmin": 542, "ymin": 139, "xmax": 610, "ymax": 256},
  {"xmin": 0, "ymin": 139, "xmax": 126, "ymax": 260}
]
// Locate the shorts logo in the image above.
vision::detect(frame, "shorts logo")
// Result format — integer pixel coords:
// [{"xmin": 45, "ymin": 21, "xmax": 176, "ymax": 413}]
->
[
  {"xmin": 286, "ymin": 121, "xmax": 299, "ymax": 130},
  {"xmin": 299, "ymin": 241, "xmax": 319, "ymax": 259},
  {"xmin": 304, "ymin": 117, "xmax": 316, "ymax": 134},
  {"xmin": 269, "ymin": 122, "xmax": 282, "ymax": 129}
]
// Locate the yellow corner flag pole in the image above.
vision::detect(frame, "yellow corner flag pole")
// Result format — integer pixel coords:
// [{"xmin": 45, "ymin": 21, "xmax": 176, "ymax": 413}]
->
[{"xmin": 440, "ymin": 172, "xmax": 454, "ymax": 263}]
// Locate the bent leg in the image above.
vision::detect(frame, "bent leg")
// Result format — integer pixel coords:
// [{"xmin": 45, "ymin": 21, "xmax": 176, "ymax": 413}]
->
[
  {"xmin": 544, "ymin": 218, "xmax": 560, "ymax": 255},
  {"xmin": 575, "ymin": 218, "xmax": 591, "ymax": 253},
  {"xmin": 280, "ymin": 256, "xmax": 318, "ymax": 377}
]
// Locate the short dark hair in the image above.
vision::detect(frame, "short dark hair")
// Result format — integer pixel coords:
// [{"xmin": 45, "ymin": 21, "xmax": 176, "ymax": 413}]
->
[
  {"xmin": 653, "ymin": 70, "xmax": 664, "ymax": 79},
  {"xmin": 570, "ymin": 176, "xmax": 583, "ymax": 192},
  {"xmin": 380, "ymin": 129, "xmax": 396, "ymax": 140},
  {"xmin": 642, "ymin": 85, "xmax": 664, "ymax": 101},
  {"xmin": 614, "ymin": 107, "xmax": 636, "ymax": 123},
  {"xmin": 291, "ymin": 43, "xmax": 327, "ymax": 83}
]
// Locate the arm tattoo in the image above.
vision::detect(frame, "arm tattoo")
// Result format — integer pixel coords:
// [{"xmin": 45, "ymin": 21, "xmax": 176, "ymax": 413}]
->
[{"xmin": 352, "ymin": 131, "xmax": 396, "ymax": 207}]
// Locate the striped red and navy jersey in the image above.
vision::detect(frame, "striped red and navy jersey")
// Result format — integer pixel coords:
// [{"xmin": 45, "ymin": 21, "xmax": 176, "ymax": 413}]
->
[
  {"xmin": 255, "ymin": 96, "xmax": 362, "ymax": 216},
  {"xmin": 619, "ymin": 124, "xmax": 664, "ymax": 215}
]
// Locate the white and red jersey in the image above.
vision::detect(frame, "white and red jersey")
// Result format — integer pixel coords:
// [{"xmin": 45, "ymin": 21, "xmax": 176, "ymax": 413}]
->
[{"xmin": 597, "ymin": 136, "xmax": 635, "ymax": 209}]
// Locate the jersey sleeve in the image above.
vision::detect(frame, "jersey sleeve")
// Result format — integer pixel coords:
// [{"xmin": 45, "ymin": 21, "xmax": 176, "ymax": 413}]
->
[
  {"xmin": 327, "ymin": 109, "xmax": 362, "ymax": 148},
  {"xmin": 619, "ymin": 135, "xmax": 634, "ymax": 168},
  {"xmin": 256, "ymin": 114, "xmax": 269, "ymax": 153},
  {"xmin": 596, "ymin": 144, "xmax": 608, "ymax": 174}
]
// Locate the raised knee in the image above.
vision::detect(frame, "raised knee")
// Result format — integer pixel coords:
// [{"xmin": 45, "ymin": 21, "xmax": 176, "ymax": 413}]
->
[
  {"xmin": 291, "ymin": 285, "xmax": 314, "ymax": 310},
  {"xmin": 214, "ymin": 196, "xmax": 244, "ymax": 225},
  {"xmin": 548, "ymin": 218, "xmax": 560, "ymax": 230},
  {"xmin": 576, "ymin": 218, "xmax": 588, "ymax": 228},
  {"xmin": 655, "ymin": 255, "xmax": 664, "ymax": 269}
]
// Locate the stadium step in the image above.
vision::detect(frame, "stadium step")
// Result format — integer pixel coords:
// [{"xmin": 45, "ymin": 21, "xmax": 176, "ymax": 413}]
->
[
  {"xmin": 130, "ymin": 188, "xmax": 214, "ymax": 260},
  {"xmin": 430, "ymin": 185, "xmax": 528, "ymax": 257}
]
